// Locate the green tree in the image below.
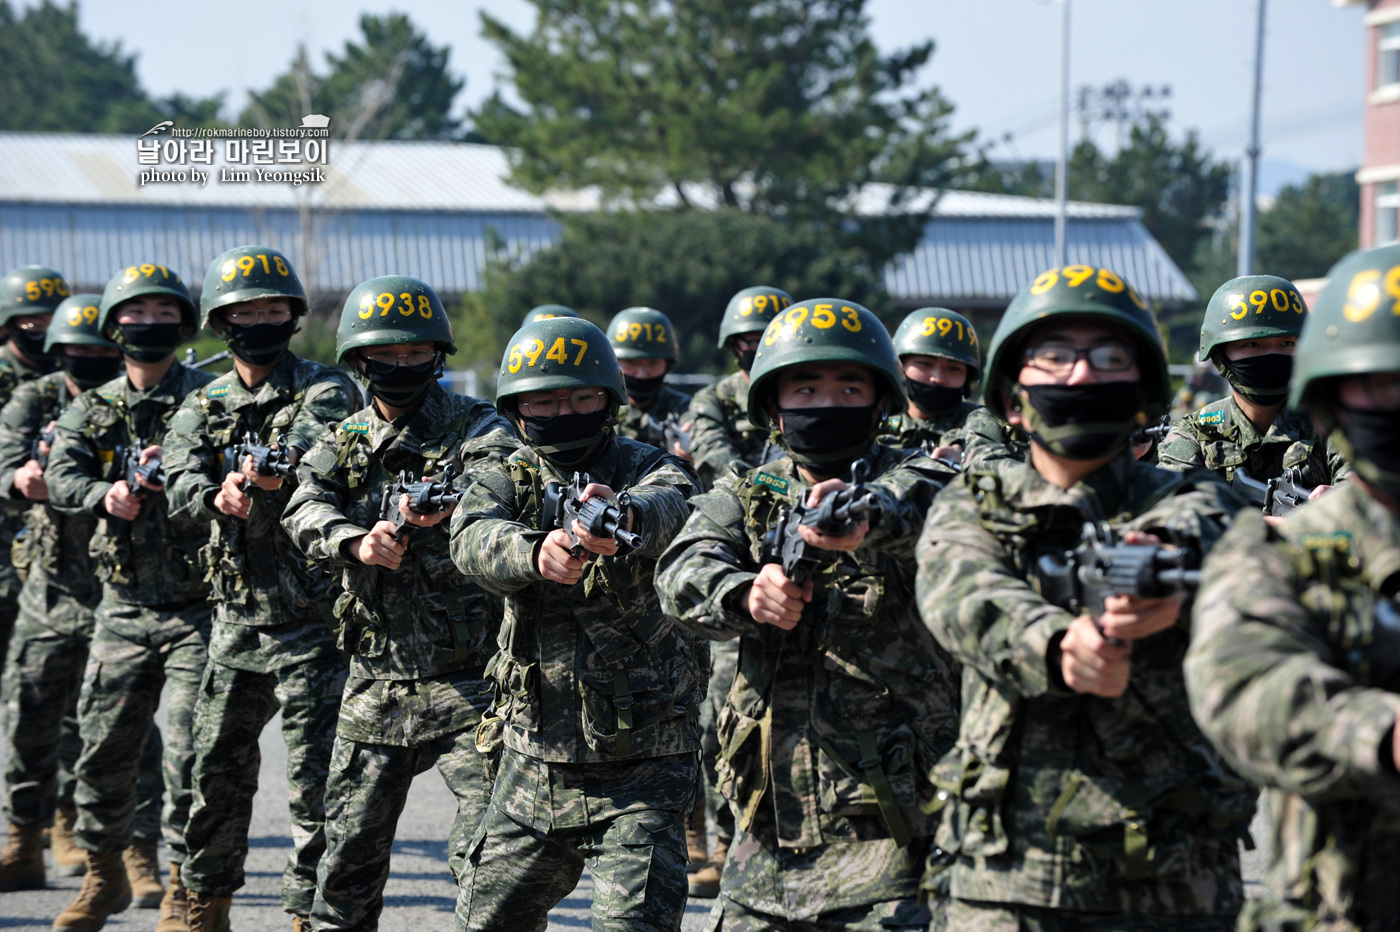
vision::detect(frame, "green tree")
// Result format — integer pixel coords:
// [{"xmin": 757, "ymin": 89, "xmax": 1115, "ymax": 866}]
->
[
  {"xmin": 1257, "ymin": 171, "xmax": 1359, "ymax": 281},
  {"xmin": 473, "ymin": 0, "xmax": 969, "ymax": 265},
  {"xmin": 241, "ymin": 13, "xmax": 462, "ymax": 141},
  {"xmin": 0, "ymin": 0, "xmax": 222, "ymax": 133},
  {"xmin": 466, "ymin": 209, "xmax": 891, "ymax": 375}
]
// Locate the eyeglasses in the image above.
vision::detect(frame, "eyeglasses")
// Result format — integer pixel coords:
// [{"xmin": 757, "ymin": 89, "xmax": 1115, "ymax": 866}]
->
[
  {"xmin": 517, "ymin": 389, "xmax": 608, "ymax": 418},
  {"xmin": 224, "ymin": 307, "xmax": 292, "ymax": 325},
  {"xmin": 11, "ymin": 320, "xmax": 49, "ymax": 333},
  {"xmin": 1023, "ymin": 342, "xmax": 1136, "ymax": 376},
  {"xmin": 362, "ymin": 348, "xmax": 438, "ymax": 367}
]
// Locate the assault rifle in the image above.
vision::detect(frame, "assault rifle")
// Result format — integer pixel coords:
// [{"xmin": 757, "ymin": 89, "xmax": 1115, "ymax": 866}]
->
[
  {"xmin": 1036, "ymin": 522, "xmax": 1201, "ymax": 643},
  {"xmin": 659, "ymin": 412, "xmax": 691, "ymax": 455},
  {"xmin": 1231, "ymin": 466, "xmax": 1310, "ymax": 518},
  {"xmin": 541, "ymin": 472, "xmax": 643, "ymax": 554},
  {"xmin": 122, "ymin": 443, "xmax": 164, "ymax": 500},
  {"xmin": 763, "ymin": 459, "xmax": 880, "ymax": 585},
  {"xmin": 378, "ymin": 463, "xmax": 463, "ymax": 539},
  {"xmin": 32, "ymin": 423, "xmax": 56, "ymax": 469},
  {"xmin": 917, "ymin": 438, "xmax": 965, "ymax": 474},
  {"xmin": 234, "ymin": 432, "xmax": 293, "ymax": 490},
  {"xmin": 183, "ymin": 348, "xmax": 232, "ymax": 370},
  {"xmin": 1131, "ymin": 415, "xmax": 1172, "ymax": 447}
]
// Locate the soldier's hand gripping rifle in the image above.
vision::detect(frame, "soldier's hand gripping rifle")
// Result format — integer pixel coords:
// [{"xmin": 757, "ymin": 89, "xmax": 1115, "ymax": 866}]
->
[
  {"xmin": 378, "ymin": 463, "xmax": 463, "ymax": 540},
  {"xmin": 234, "ymin": 432, "xmax": 293, "ymax": 491},
  {"xmin": 32, "ymin": 423, "xmax": 56, "ymax": 469},
  {"xmin": 763, "ymin": 459, "xmax": 880, "ymax": 585},
  {"xmin": 1036, "ymin": 522, "xmax": 1201, "ymax": 644},
  {"xmin": 122, "ymin": 441, "xmax": 164, "ymax": 500},
  {"xmin": 1231, "ymin": 466, "xmax": 1310, "ymax": 518},
  {"xmin": 660, "ymin": 412, "xmax": 691, "ymax": 455},
  {"xmin": 540, "ymin": 472, "xmax": 643, "ymax": 556},
  {"xmin": 918, "ymin": 438, "xmax": 966, "ymax": 474},
  {"xmin": 1130, "ymin": 415, "xmax": 1172, "ymax": 447}
]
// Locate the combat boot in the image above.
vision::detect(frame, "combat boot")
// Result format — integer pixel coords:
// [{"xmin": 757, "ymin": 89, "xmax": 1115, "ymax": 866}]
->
[
  {"xmin": 53, "ymin": 850, "xmax": 132, "ymax": 930},
  {"xmin": 291, "ymin": 916, "xmax": 311, "ymax": 932},
  {"xmin": 687, "ymin": 838, "xmax": 727, "ymax": 899},
  {"xmin": 685, "ymin": 795, "xmax": 708, "ymax": 872},
  {"xmin": 123, "ymin": 838, "xmax": 163, "ymax": 908},
  {"xmin": 0, "ymin": 820, "xmax": 45, "ymax": 891},
  {"xmin": 51, "ymin": 806, "xmax": 87, "ymax": 877},
  {"xmin": 186, "ymin": 890, "xmax": 232, "ymax": 932},
  {"xmin": 155, "ymin": 863, "xmax": 190, "ymax": 932}
]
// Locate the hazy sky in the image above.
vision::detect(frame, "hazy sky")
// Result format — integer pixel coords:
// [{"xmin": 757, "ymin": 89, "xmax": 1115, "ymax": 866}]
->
[{"xmin": 60, "ymin": 0, "xmax": 1367, "ymax": 191}]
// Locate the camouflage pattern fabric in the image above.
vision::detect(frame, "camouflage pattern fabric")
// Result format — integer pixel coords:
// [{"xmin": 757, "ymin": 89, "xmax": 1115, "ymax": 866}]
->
[
  {"xmin": 0, "ymin": 343, "xmax": 53, "ymax": 671},
  {"xmin": 1156, "ymin": 397, "xmax": 1350, "ymax": 486},
  {"xmin": 879, "ymin": 401, "xmax": 1008, "ymax": 461},
  {"xmin": 654, "ymin": 445, "xmax": 957, "ymax": 918},
  {"xmin": 686, "ymin": 372, "xmax": 775, "ymax": 490},
  {"xmin": 699, "ymin": 638, "xmax": 739, "ymax": 845},
  {"xmin": 616, "ymin": 384, "xmax": 692, "ymax": 449},
  {"xmin": 70, "ymin": 600, "xmax": 210, "ymax": 860},
  {"xmin": 944, "ymin": 899, "xmax": 1235, "ymax": 932},
  {"xmin": 314, "ymin": 719, "xmax": 495, "ymax": 931},
  {"xmin": 454, "ymin": 747, "xmax": 696, "ymax": 932},
  {"xmin": 915, "ymin": 454, "xmax": 1253, "ymax": 918},
  {"xmin": 1186, "ymin": 482, "xmax": 1400, "ymax": 932}
]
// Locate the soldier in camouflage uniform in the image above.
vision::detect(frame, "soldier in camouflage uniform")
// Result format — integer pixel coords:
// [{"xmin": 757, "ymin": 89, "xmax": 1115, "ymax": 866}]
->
[
  {"xmin": 1186, "ymin": 243, "xmax": 1400, "ymax": 932},
  {"xmin": 163, "ymin": 246, "xmax": 361, "ymax": 931},
  {"xmin": 46, "ymin": 263, "xmax": 217, "ymax": 932},
  {"xmin": 0, "ymin": 266, "xmax": 72, "ymax": 675},
  {"xmin": 607, "ymin": 307, "xmax": 693, "ymax": 452},
  {"xmin": 1157, "ymin": 274, "xmax": 1348, "ymax": 503},
  {"xmin": 449, "ymin": 316, "xmax": 701, "ymax": 932},
  {"xmin": 915, "ymin": 265, "xmax": 1255, "ymax": 931},
  {"xmin": 0, "ymin": 296, "xmax": 166, "ymax": 896},
  {"xmin": 281, "ymin": 276, "xmax": 517, "ymax": 932},
  {"xmin": 879, "ymin": 307, "xmax": 1009, "ymax": 469},
  {"xmin": 655, "ymin": 297, "xmax": 959, "ymax": 930}
]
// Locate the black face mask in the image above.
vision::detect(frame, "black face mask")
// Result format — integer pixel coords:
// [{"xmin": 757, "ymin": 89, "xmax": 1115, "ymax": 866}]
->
[
  {"xmin": 623, "ymin": 373, "xmax": 665, "ymax": 406},
  {"xmin": 905, "ymin": 379, "xmax": 963, "ymax": 417},
  {"xmin": 1019, "ymin": 382, "xmax": 1142, "ymax": 460},
  {"xmin": 520, "ymin": 409, "xmax": 611, "ymax": 467},
  {"xmin": 11, "ymin": 329, "xmax": 55, "ymax": 370},
  {"xmin": 777, "ymin": 404, "xmax": 879, "ymax": 476},
  {"xmin": 227, "ymin": 319, "xmax": 296, "ymax": 367},
  {"xmin": 116, "ymin": 322, "xmax": 183, "ymax": 363},
  {"xmin": 1339, "ymin": 403, "xmax": 1400, "ymax": 505},
  {"xmin": 62, "ymin": 352, "xmax": 123, "ymax": 390},
  {"xmin": 360, "ymin": 353, "xmax": 442, "ymax": 408},
  {"xmin": 1221, "ymin": 353, "xmax": 1293, "ymax": 405},
  {"xmin": 736, "ymin": 347, "xmax": 757, "ymax": 372}
]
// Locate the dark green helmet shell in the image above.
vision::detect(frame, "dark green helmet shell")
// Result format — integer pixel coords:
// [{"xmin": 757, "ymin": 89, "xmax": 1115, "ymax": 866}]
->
[
  {"xmin": 1290, "ymin": 244, "xmax": 1400, "ymax": 411},
  {"xmin": 983, "ymin": 265, "xmax": 1169, "ymax": 421},
  {"xmin": 496, "ymin": 317, "xmax": 626, "ymax": 410},
  {"xmin": 746, "ymin": 298, "xmax": 905, "ymax": 428},
  {"xmin": 606, "ymin": 307, "xmax": 679, "ymax": 360},
  {"xmin": 0, "ymin": 266, "xmax": 71, "ymax": 327},
  {"xmin": 45, "ymin": 294, "xmax": 115, "ymax": 352},
  {"xmin": 1199, "ymin": 274, "xmax": 1308, "ymax": 362},
  {"xmin": 892, "ymin": 307, "xmax": 981, "ymax": 382},
  {"xmin": 97, "ymin": 263, "xmax": 198, "ymax": 340},
  {"xmin": 523, "ymin": 304, "xmax": 580, "ymax": 324},
  {"xmin": 200, "ymin": 245, "xmax": 307, "ymax": 329},
  {"xmin": 717, "ymin": 286, "xmax": 793, "ymax": 348},
  {"xmin": 336, "ymin": 276, "xmax": 456, "ymax": 364}
]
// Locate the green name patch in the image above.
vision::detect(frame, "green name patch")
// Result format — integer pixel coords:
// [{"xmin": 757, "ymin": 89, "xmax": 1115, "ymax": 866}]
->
[
  {"xmin": 342, "ymin": 421, "xmax": 370, "ymax": 435},
  {"xmin": 1198, "ymin": 410, "xmax": 1224, "ymax": 425},
  {"xmin": 752, "ymin": 472, "xmax": 789, "ymax": 495},
  {"xmin": 1300, "ymin": 531, "xmax": 1351, "ymax": 553},
  {"xmin": 207, "ymin": 384, "xmax": 231, "ymax": 398}
]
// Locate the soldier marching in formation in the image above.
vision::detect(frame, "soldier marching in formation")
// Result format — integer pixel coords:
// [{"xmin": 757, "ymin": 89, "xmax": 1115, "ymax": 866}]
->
[{"xmin": 0, "ymin": 242, "xmax": 1392, "ymax": 932}]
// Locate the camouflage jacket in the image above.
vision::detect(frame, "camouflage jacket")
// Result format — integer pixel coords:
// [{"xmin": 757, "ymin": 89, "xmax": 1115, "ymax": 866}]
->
[
  {"xmin": 0, "ymin": 371, "xmax": 97, "ymax": 601},
  {"xmin": 687, "ymin": 371, "xmax": 776, "ymax": 489},
  {"xmin": 879, "ymin": 401, "xmax": 1019, "ymax": 474},
  {"xmin": 165, "ymin": 353, "xmax": 359, "ymax": 629},
  {"xmin": 0, "ymin": 345, "xmax": 55, "ymax": 597},
  {"xmin": 615, "ymin": 384, "xmax": 692, "ymax": 449},
  {"xmin": 449, "ymin": 437, "xmax": 702, "ymax": 764},
  {"xmin": 282, "ymin": 383, "xmax": 517, "ymax": 685},
  {"xmin": 1187, "ymin": 483, "xmax": 1400, "ymax": 932},
  {"xmin": 46, "ymin": 363, "xmax": 215, "ymax": 607},
  {"xmin": 1157, "ymin": 396, "xmax": 1350, "ymax": 488},
  {"xmin": 915, "ymin": 454, "xmax": 1253, "ymax": 915},
  {"xmin": 655, "ymin": 446, "xmax": 958, "ymax": 860}
]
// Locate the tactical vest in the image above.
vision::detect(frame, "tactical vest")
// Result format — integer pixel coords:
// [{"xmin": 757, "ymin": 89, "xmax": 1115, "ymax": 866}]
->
[{"xmin": 11, "ymin": 376, "xmax": 93, "ymax": 590}]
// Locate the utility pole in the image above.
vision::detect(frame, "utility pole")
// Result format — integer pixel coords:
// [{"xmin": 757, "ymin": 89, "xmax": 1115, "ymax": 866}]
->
[
  {"xmin": 1054, "ymin": 0, "xmax": 1070, "ymax": 268},
  {"xmin": 1239, "ymin": 0, "xmax": 1266, "ymax": 277}
]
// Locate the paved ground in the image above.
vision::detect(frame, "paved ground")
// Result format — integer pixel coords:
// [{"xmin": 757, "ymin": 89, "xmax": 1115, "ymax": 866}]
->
[{"xmin": 0, "ymin": 704, "xmax": 1264, "ymax": 930}]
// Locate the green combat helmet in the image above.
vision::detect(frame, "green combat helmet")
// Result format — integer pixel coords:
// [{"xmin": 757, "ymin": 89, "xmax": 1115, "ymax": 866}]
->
[
  {"xmin": 0, "ymin": 265, "xmax": 70, "ymax": 327},
  {"xmin": 523, "ymin": 304, "xmax": 580, "ymax": 325},
  {"xmin": 199, "ymin": 245, "xmax": 308, "ymax": 329},
  {"xmin": 983, "ymin": 264, "xmax": 1170, "ymax": 422},
  {"xmin": 892, "ymin": 307, "xmax": 981, "ymax": 395},
  {"xmin": 98, "ymin": 263, "xmax": 198, "ymax": 358},
  {"xmin": 45, "ymin": 294, "xmax": 115, "ymax": 351},
  {"xmin": 336, "ymin": 276, "xmax": 455, "ymax": 364},
  {"xmin": 1199, "ymin": 274, "xmax": 1307, "ymax": 404},
  {"xmin": 607, "ymin": 307, "xmax": 679, "ymax": 361},
  {"xmin": 717, "ymin": 285, "xmax": 793, "ymax": 348}
]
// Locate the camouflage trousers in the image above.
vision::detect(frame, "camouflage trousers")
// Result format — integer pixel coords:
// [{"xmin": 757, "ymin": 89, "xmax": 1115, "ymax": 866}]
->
[
  {"xmin": 72, "ymin": 599, "xmax": 210, "ymax": 860},
  {"xmin": 0, "ymin": 576, "xmax": 19, "ymax": 677},
  {"xmin": 2, "ymin": 580, "xmax": 163, "ymax": 836},
  {"xmin": 182, "ymin": 650, "xmax": 347, "ymax": 916},
  {"xmin": 705, "ymin": 897, "xmax": 935, "ymax": 931},
  {"xmin": 455, "ymin": 747, "xmax": 698, "ymax": 932},
  {"xmin": 944, "ymin": 900, "xmax": 1237, "ymax": 932},
  {"xmin": 699, "ymin": 638, "xmax": 739, "ymax": 845},
  {"xmin": 310, "ymin": 728, "xmax": 493, "ymax": 932}
]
